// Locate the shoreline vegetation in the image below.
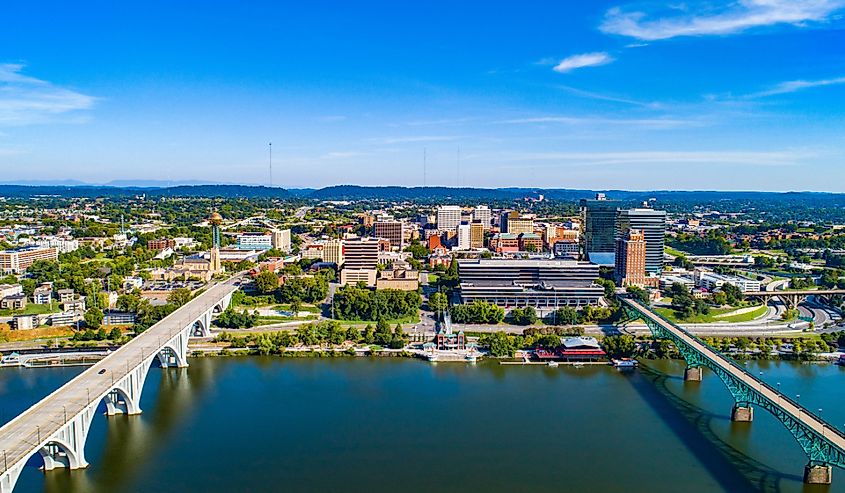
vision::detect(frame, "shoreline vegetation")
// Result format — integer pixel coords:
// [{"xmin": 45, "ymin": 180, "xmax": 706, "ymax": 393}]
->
[{"xmin": 190, "ymin": 321, "xmax": 844, "ymax": 364}]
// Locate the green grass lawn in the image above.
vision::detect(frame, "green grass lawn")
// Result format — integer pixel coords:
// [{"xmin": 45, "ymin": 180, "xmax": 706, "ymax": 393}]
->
[
  {"xmin": 425, "ymin": 273, "xmax": 439, "ymax": 284},
  {"xmin": 0, "ymin": 303, "xmax": 61, "ymax": 317},
  {"xmin": 330, "ymin": 314, "xmax": 421, "ymax": 325},
  {"xmin": 655, "ymin": 304, "xmax": 767, "ymax": 324},
  {"xmin": 272, "ymin": 304, "xmax": 321, "ymax": 313},
  {"xmin": 664, "ymin": 246, "xmax": 687, "ymax": 257},
  {"xmin": 255, "ymin": 314, "xmax": 319, "ymax": 325}
]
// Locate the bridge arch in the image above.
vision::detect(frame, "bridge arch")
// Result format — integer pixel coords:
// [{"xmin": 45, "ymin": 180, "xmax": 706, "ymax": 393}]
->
[
  {"xmin": 157, "ymin": 344, "xmax": 187, "ymax": 368},
  {"xmin": 104, "ymin": 385, "xmax": 141, "ymax": 416},
  {"xmin": 191, "ymin": 319, "xmax": 208, "ymax": 337},
  {"xmin": 37, "ymin": 437, "xmax": 85, "ymax": 471}
]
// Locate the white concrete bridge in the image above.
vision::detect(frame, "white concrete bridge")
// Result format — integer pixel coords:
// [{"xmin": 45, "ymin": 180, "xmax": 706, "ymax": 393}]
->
[{"xmin": 0, "ymin": 282, "xmax": 236, "ymax": 493}]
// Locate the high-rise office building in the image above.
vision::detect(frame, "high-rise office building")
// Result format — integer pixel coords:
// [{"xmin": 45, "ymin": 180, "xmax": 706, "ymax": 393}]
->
[
  {"xmin": 437, "ymin": 206, "xmax": 462, "ymax": 230},
  {"xmin": 342, "ymin": 238, "xmax": 380, "ymax": 270},
  {"xmin": 616, "ymin": 208, "xmax": 666, "ymax": 274},
  {"xmin": 580, "ymin": 194, "xmax": 619, "ymax": 265},
  {"xmin": 500, "ymin": 211, "xmax": 533, "ymax": 235},
  {"xmin": 374, "ymin": 220, "xmax": 404, "ymax": 250},
  {"xmin": 470, "ymin": 221, "xmax": 484, "ymax": 249},
  {"xmin": 456, "ymin": 223, "xmax": 471, "ymax": 251},
  {"xmin": 472, "ymin": 205, "xmax": 492, "ymax": 230},
  {"xmin": 615, "ymin": 229, "xmax": 646, "ymax": 287},
  {"xmin": 323, "ymin": 239, "xmax": 344, "ymax": 265},
  {"xmin": 272, "ymin": 229, "xmax": 291, "ymax": 252}
]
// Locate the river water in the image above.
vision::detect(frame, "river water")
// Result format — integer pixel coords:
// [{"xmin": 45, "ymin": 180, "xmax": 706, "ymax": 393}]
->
[{"xmin": 1, "ymin": 357, "xmax": 844, "ymax": 493}]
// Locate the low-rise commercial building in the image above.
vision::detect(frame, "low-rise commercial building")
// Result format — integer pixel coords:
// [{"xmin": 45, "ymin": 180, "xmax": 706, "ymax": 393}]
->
[{"xmin": 458, "ymin": 258, "xmax": 603, "ymax": 314}]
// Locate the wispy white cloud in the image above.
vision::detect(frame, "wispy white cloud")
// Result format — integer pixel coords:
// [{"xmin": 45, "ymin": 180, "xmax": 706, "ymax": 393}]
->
[
  {"xmin": 553, "ymin": 52, "xmax": 614, "ymax": 73},
  {"xmin": 747, "ymin": 75, "xmax": 845, "ymax": 97},
  {"xmin": 496, "ymin": 115, "xmax": 700, "ymax": 129},
  {"xmin": 600, "ymin": 0, "xmax": 845, "ymax": 40},
  {"xmin": 553, "ymin": 85, "xmax": 661, "ymax": 108},
  {"xmin": 0, "ymin": 63, "xmax": 96, "ymax": 126},
  {"xmin": 369, "ymin": 135, "xmax": 461, "ymax": 144},
  {"xmin": 495, "ymin": 150, "xmax": 809, "ymax": 167}
]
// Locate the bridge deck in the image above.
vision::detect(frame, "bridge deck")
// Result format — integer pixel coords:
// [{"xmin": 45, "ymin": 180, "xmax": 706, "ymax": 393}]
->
[
  {"xmin": 745, "ymin": 289, "xmax": 845, "ymax": 297},
  {"xmin": 0, "ymin": 282, "xmax": 236, "ymax": 474},
  {"xmin": 624, "ymin": 298, "xmax": 845, "ymax": 451}
]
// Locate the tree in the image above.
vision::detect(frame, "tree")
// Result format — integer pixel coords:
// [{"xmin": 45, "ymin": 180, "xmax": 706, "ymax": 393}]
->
[
  {"xmin": 84, "ymin": 307, "xmax": 104, "ymax": 330},
  {"xmin": 167, "ymin": 287, "xmax": 192, "ymax": 307},
  {"xmin": 548, "ymin": 306, "xmax": 579, "ymax": 325},
  {"xmin": 255, "ymin": 270, "xmax": 280, "ymax": 295},
  {"xmin": 625, "ymin": 286, "xmax": 649, "ymax": 305},
  {"xmin": 721, "ymin": 283, "xmax": 744, "ymax": 305},
  {"xmin": 602, "ymin": 335, "xmax": 637, "ymax": 358},
  {"xmin": 484, "ymin": 332, "xmax": 516, "ymax": 357},
  {"xmin": 429, "ymin": 292, "xmax": 448, "ymax": 314},
  {"xmin": 510, "ymin": 306, "xmax": 538, "ymax": 325},
  {"xmin": 375, "ymin": 318, "xmax": 392, "ymax": 345},
  {"xmin": 108, "ymin": 327, "xmax": 122, "ymax": 340}
]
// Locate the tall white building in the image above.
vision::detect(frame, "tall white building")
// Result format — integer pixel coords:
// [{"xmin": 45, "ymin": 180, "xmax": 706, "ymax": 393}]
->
[
  {"xmin": 272, "ymin": 229, "xmax": 291, "ymax": 252},
  {"xmin": 437, "ymin": 205, "xmax": 462, "ymax": 230},
  {"xmin": 456, "ymin": 223, "xmax": 471, "ymax": 251},
  {"xmin": 472, "ymin": 205, "xmax": 492, "ymax": 230}
]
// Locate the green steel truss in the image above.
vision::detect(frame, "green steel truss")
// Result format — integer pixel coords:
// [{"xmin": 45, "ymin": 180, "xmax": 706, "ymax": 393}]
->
[{"xmin": 620, "ymin": 301, "xmax": 845, "ymax": 469}]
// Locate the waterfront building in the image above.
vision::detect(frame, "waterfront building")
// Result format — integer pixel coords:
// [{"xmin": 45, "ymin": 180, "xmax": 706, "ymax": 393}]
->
[
  {"xmin": 580, "ymin": 194, "xmax": 618, "ymax": 265},
  {"xmin": 458, "ymin": 258, "xmax": 603, "ymax": 313},
  {"xmin": 103, "ymin": 311, "xmax": 137, "ymax": 326},
  {"xmin": 615, "ymin": 208, "xmax": 667, "ymax": 275},
  {"xmin": 375, "ymin": 220, "xmax": 404, "ymax": 250},
  {"xmin": 615, "ymin": 229, "xmax": 647, "ymax": 287},
  {"xmin": 437, "ymin": 206, "xmax": 462, "ymax": 230},
  {"xmin": 0, "ymin": 246, "xmax": 59, "ymax": 274}
]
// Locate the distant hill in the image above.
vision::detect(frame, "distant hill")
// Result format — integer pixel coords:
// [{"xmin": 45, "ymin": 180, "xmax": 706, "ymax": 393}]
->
[{"xmin": 0, "ymin": 184, "xmax": 290, "ymax": 199}]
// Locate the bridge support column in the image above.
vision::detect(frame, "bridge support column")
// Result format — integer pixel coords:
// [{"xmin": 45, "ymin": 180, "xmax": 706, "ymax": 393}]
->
[
  {"xmin": 0, "ymin": 461, "xmax": 24, "ymax": 493},
  {"xmin": 804, "ymin": 463, "xmax": 832, "ymax": 485},
  {"xmin": 684, "ymin": 366, "xmax": 702, "ymax": 382},
  {"xmin": 731, "ymin": 404, "xmax": 754, "ymax": 422}
]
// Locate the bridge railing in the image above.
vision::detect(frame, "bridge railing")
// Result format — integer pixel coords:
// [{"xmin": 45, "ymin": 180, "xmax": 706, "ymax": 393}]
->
[{"xmin": 622, "ymin": 298, "xmax": 845, "ymax": 442}]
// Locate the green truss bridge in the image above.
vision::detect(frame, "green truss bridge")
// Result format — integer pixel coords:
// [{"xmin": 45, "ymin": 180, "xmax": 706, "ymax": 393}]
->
[{"xmin": 620, "ymin": 297, "xmax": 845, "ymax": 485}]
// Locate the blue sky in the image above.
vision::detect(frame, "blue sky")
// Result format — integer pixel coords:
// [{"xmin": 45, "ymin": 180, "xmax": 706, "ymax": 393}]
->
[{"xmin": 1, "ymin": 0, "xmax": 845, "ymax": 190}]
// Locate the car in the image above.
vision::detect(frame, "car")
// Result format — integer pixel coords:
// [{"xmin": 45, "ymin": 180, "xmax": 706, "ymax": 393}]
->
[{"xmin": 98, "ymin": 369, "xmax": 106, "ymax": 375}]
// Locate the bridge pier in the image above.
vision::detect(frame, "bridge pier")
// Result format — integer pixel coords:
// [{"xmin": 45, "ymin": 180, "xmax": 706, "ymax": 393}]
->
[
  {"xmin": 731, "ymin": 404, "xmax": 754, "ymax": 422},
  {"xmin": 804, "ymin": 463, "xmax": 833, "ymax": 484},
  {"xmin": 684, "ymin": 366, "xmax": 702, "ymax": 381}
]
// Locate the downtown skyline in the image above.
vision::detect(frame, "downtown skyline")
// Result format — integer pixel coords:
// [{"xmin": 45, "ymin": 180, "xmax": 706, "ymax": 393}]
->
[{"xmin": 2, "ymin": 0, "xmax": 845, "ymax": 190}]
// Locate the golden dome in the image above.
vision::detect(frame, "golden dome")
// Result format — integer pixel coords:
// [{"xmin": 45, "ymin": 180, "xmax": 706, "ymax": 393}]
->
[{"xmin": 209, "ymin": 212, "xmax": 223, "ymax": 225}]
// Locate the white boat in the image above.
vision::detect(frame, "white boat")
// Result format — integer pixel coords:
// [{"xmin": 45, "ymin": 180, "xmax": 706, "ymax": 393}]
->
[
  {"xmin": 1, "ymin": 352, "xmax": 21, "ymax": 366},
  {"xmin": 612, "ymin": 358, "xmax": 638, "ymax": 369},
  {"xmin": 547, "ymin": 361, "xmax": 559, "ymax": 368}
]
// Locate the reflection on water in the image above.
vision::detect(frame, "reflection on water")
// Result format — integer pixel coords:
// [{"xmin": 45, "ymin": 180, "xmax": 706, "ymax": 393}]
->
[{"xmin": 2, "ymin": 358, "xmax": 844, "ymax": 493}]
